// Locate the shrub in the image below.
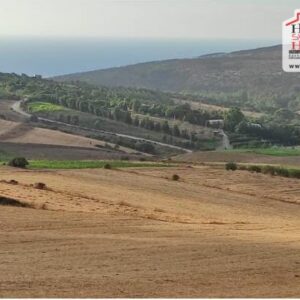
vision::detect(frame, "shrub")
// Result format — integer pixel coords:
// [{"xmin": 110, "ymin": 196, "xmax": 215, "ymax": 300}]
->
[
  {"xmin": 275, "ymin": 167, "xmax": 290, "ymax": 178},
  {"xmin": 30, "ymin": 115, "xmax": 39, "ymax": 122},
  {"xmin": 288, "ymin": 168, "xmax": 300, "ymax": 179},
  {"xmin": 33, "ymin": 182, "xmax": 47, "ymax": 190},
  {"xmin": 134, "ymin": 141, "xmax": 155, "ymax": 154},
  {"xmin": 225, "ymin": 162, "xmax": 237, "ymax": 171},
  {"xmin": 8, "ymin": 157, "xmax": 29, "ymax": 168},
  {"xmin": 238, "ymin": 165, "xmax": 247, "ymax": 171},
  {"xmin": 104, "ymin": 163, "xmax": 112, "ymax": 169},
  {"xmin": 247, "ymin": 165, "xmax": 262, "ymax": 173},
  {"xmin": 262, "ymin": 165, "xmax": 276, "ymax": 175},
  {"xmin": 172, "ymin": 174, "xmax": 180, "ymax": 181},
  {"xmin": 120, "ymin": 156, "xmax": 129, "ymax": 161},
  {"xmin": 9, "ymin": 179, "xmax": 18, "ymax": 185}
]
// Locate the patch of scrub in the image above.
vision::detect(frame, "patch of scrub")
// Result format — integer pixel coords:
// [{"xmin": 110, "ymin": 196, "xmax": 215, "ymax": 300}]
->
[{"xmin": 0, "ymin": 196, "xmax": 32, "ymax": 208}]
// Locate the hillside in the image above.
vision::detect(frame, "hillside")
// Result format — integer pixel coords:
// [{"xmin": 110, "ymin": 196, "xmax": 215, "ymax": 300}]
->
[{"xmin": 54, "ymin": 45, "xmax": 300, "ymax": 111}]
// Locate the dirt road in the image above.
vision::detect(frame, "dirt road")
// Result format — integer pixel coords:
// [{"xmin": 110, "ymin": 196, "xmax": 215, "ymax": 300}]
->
[{"xmin": 0, "ymin": 165, "xmax": 299, "ymax": 297}]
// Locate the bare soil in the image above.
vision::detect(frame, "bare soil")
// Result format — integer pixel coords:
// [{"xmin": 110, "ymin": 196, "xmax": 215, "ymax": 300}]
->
[
  {"xmin": 0, "ymin": 165, "xmax": 299, "ymax": 297},
  {"xmin": 0, "ymin": 119, "xmax": 136, "ymax": 154}
]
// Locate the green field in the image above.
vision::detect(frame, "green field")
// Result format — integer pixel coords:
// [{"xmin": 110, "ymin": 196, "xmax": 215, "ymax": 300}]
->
[
  {"xmin": 27, "ymin": 102, "xmax": 67, "ymax": 113},
  {"xmin": 27, "ymin": 160, "xmax": 173, "ymax": 170},
  {"xmin": 228, "ymin": 147, "xmax": 300, "ymax": 157}
]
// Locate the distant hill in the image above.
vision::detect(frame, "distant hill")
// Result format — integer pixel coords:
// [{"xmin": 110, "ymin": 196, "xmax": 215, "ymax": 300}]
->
[
  {"xmin": 54, "ymin": 45, "xmax": 300, "ymax": 112},
  {"xmin": 54, "ymin": 45, "xmax": 300, "ymax": 95}
]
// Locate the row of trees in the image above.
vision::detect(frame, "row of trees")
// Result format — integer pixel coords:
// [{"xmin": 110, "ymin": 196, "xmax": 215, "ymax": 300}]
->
[{"xmin": 224, "ymin": 107, "xmax": 300, "ymax": 146}]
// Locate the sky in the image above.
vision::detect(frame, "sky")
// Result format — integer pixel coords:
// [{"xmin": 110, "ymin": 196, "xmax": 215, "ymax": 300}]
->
[{"xmin": 0, "ymin": 0, "xmax": 299, "ymax": 40}]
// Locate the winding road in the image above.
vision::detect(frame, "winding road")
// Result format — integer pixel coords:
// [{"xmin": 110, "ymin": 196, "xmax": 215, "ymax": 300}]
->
[{"xmin": 12, "ymin": 100, "xmax": 192, "ymax": 153}]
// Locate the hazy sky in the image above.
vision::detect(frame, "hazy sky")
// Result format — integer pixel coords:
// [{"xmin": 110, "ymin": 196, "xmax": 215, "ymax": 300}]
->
[{"xmin": 0, "ymin": 0, "xmax": 299, "ymax": 39}]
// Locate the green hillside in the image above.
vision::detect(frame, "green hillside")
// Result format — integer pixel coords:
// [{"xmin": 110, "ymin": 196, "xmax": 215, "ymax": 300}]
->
[{"xmin": 54, "ymin": 45, "xmax": 300, "ymax": 113}]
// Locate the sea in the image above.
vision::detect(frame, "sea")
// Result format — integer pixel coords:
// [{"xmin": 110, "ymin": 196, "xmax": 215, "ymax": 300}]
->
[{"xmin": 0, "ymin": 37, "xmax": 279, "ymax": 77}]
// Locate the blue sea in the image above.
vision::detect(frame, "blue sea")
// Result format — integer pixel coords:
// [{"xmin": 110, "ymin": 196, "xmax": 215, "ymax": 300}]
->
[{"xmin": 0, "ymin": 37, "xmax": 279, "ymax": 77}]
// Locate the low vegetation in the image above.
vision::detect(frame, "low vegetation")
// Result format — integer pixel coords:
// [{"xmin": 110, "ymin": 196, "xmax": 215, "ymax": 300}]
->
[
  {"xmin": 8, "ymin": 157, "xmax": 29, "ymax": 168},
  {"xmin": 103, "ymin": 163, "xmax": 112, "ymax": 169},
  {"xmin": 172, "ymin": 174, "xmax": 180, "ymax": 181},
  {"xmin": 225, "ymin": 162, "xmax": 237, "ymax": 171},
  {"xmin": 228, "ymin": 147, "xmax": 300, "ymax": 157},
  {"xmin": 27, "ymin": 160, "xmax": 173, "ymax": 170},
  {"xmin": 33, "ymin": 182, "xmax": 47, "ymax": 190},
  {"xmin": 0, "ymin": 196, "xmax": 32, "ymax": 208},
  {"xmin": 225, "ymin": 162, "xmax": 300, "ymax": 179}
]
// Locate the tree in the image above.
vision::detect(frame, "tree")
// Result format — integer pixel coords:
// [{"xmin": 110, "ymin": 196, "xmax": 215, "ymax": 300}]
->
[
  {"xmin": 71, "ymin": 115, "xmax": 79, "ymax": 125},
  {"xmin": 224, "ymin": 107, "xmax": 245, "ymax": 131},
  {"xmin": 134, "ymin": 141, "xmax": 155, "ymax": 154},
  {"xmin": 172, "ymin": 125, "xmax": 180, "ymax": 137},
  {"xmin": 8, "ymin": 157, "xmax": 29, "ymax": 168},
  {"xmin": 132, "ymin": 100, "xmax": 141, "ymax": 112},
  {"xmin": 235, "ymin": 120, "xmax": 249, "ymax": 133},
  {"xmin": 162, "ymin": 120, "xmax": 170, "ymax": 134},
  {"xmin": 133, "ymin": 116, "xmax": 140, "ymax": 126},
  {"xmin": 94, "ymin": 120, "xmax": 101, "ymax": 129},
  {"xmin": 124, "ymin": 112, "xmax": 132, "ymax": 124},
  {"xmin": 154, "ymin": 122, "xmax": 161, "ymax": 132},
  {"xmin": 140, "ymin": 118, "xmax": 146, "ymax": 128}
]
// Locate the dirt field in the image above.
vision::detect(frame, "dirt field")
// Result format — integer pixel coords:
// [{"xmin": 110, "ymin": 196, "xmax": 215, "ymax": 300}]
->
[
  {"xmin": 0, "ymin": 119, "xmax": 137, "ymax": 154},
  {"xmin": 0, "ymin": 165, "xmax": 299, "ymax": 297},
  {"xmin": 175, "ymin": 150, "xmax": 300, "ymax": 167},
  {"xmin": 0, "ymin": 100, "xmax": 27, "ymax": 122}
]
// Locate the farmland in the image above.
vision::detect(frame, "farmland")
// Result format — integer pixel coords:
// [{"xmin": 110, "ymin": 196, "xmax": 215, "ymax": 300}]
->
[{"xmin": 0, "ymin": 164, "xmax": 299, "ymax": 297}]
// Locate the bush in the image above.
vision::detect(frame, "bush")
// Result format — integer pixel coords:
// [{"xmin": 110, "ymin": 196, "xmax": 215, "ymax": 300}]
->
[
  {"xmin": 262, "ymin": 165, "xmax": 276, "ymax": 175},
  {"xmin": 8, "ymin": 157, "xmax": 29, "ymax": 168},
  {"xmin": 247, "ymin": 165, "xmax": 262, "ymax": 173},
  {"xmin": 134, "ymin": 141, "xmax": 155, "ymax": 154},
  {"xmin": 9, "ymin": 179, "xmax": 18, "ymax": 185},
  {"xmin": 288, "ymin": 168, "xmax": 300, "ymax": 179},
  {"xmin": 33, "ymin": 182, "xmax": 47, "ymax": 190},
  {"xmin": 275, "ymin": 167, "xmax": 290, "ymax": 177},
  {"xmin": 239, "ymin": 163, "xmax": 300, "ymax": 180},
  {"xmin": 238, "ymin": 165, "xmax": 247, "ymax": 171},
  {"xmin": 104, "ymin": 163, "xmax": 112, "ymax": 169},
  {"xmin": 30, "ymin": 115, "xmax": 39, "ymax": 122},
  {"xmin": 225, "ymin": 162, "xmax": 237, "ymax": 171},
  {"xmin": 172, "ymin": 174, "xmax": 180, "ymax": 181},
  {"xmin": 120, "ymin": 156, "xmax": 129, "ymax": 161}
]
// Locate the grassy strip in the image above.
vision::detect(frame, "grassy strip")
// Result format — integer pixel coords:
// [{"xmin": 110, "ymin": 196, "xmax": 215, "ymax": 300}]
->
[
  {"xmin": 28, "ymin": 160, "xmax": 173, "ymax": 170},
  {"xmin": 27, "ymin": 102, "xmax": 66, "ymax": 113},
  {"xmin": 226, "ymin": 162, "xmax": 300, "ymax": 179},
  {"xmin": 226, "ymin": 147, "xmax": 300, "ymax": 157}
]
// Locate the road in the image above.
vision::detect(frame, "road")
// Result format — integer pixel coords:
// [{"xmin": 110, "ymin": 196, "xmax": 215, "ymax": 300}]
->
[
  {"xmin": 12, "ymin": 100, "xmax": 192, "ymax": 153},
  {"xmin": 219, "ymin": 129, "xmax": 231, "ymax": 150}
]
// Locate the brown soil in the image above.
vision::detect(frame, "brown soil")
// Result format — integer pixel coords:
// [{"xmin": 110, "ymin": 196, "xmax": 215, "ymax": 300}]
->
[
  {"xmin": 0, "ymin": 165, "xmax": 299, "ymax": 297},
  {"xmin": 0, "ymin": 119, "xmax": 136, "ymax": 153}
]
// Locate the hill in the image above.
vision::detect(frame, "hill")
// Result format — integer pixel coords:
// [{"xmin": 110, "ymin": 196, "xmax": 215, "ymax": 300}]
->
[{"xmin": 54, "ymin": 45, "xmax": 300, "ymax": 112}]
